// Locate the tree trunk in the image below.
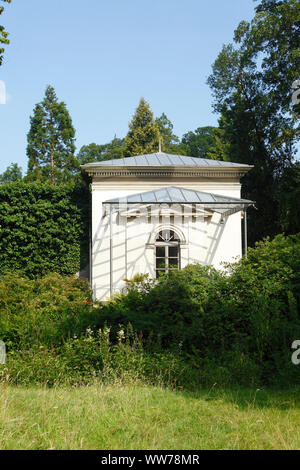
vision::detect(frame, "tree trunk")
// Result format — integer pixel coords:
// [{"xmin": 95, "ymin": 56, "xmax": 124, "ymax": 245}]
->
[{"xmin": 50, "ymin": 148, "xmax": 55, "ymax": 185}]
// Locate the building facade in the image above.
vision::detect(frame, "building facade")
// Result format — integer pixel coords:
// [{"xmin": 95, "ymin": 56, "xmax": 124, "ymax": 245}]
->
[{"xmin": 82, "ymin": 152, "xmax": 253, "ymax": 301}]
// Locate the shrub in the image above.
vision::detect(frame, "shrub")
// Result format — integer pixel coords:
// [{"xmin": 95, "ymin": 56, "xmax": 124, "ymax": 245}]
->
[
  {"xmin": 0, "ymin": 272, "xmax": 99, "ymax": 350},
  {"xmin": 97, "ymin": 234, "xmax": 300, "ymax": 385},
  {"xmin": 97, "ymin": 266, "xmax": 225, "ymax": 349},
  {"xmin": 1, "ymin": 233, "xmax": 299, "ymax": 387}
]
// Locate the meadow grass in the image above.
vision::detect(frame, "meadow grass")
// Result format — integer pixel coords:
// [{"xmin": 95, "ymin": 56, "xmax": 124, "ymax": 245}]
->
[{"xmin": 1, "ymin": 383, "xmax": 300, "ymax": 450}]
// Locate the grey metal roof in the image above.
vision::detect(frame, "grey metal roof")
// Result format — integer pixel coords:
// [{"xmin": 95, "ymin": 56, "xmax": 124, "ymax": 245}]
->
[
  {"xmin": 82, "ymin": 152, "xmax": 251, "ymax": 168},
  {"xmin": 105, "ymin": 186, "xmax": 254, "ymax": 205}
]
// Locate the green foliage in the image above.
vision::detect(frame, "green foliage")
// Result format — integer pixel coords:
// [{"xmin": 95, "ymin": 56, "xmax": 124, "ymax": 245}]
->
[
  {"xmin": 0, "ymin": 163, "xmax": 22, "ymax": 183},
  {"xmin": 0, "ymin": 272, "xmax": 99, "ymax": 350},
  {"xmin": 0, "ymin": 181, "xmax": 90, "ymax": 277},
  {"xmin": 97, "ymin": 234, "xmax": 300, "ymax": 385},
  {"xmin": 278, "ymin": 162, "xmax": 300, "ymax": 235},
  {"xmin": 76, "ymin": 143, "xmax": 108, "ymax": 164},
  {"xmin": 77, "ymin": 137, "xmax": 125, "ymax": 165},
  {"xmin": 207, "ymin": 0, "xmax": 300, "ymax": 243},
  {"xmin": 26, "ymin": 86, "xmax": 77, "ymax": 185},
  {"xmin": 124, "ymin": 98, "xmax": 160, "ymax": 156},
  {"xmin": 1, "ymin": 234, "xmax": 299, "ymax": 387},
  {"xmin": 1, "ymin": 323, "xmax": 188, "ymax": 388},
  {"xmin": 0, "ymin": 0, "xmax": 11, "ymax": 66},
  {"xmin": 237, "ymin": 0, "xmax": 300, "ymax": 119},
  {"xmin": 182, "ymin": 126, "xmax": 220, "ymax": 159},
  {"xmin": 155, "ymin": 113, "xmax": 179, "ymax": 152},
  {"xmin": 2, "ymin": 347, "xmax": 78, "ymax": 387}
]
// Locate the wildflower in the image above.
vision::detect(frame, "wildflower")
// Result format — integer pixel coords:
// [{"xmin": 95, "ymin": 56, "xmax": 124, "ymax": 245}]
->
[
  {"xmin": 103, "ymin": 326, "xmax": 111, "ymax": 337},
  {"xmin": 98, "ymin": 328, "xmax": 102, "ymax": 335},
  {"xmin": 86, "ymin": 327, "xmax": 93, "ymax": 338},
  {"xmin": 117, "ymin": 328, "xmax": 125, "ymax": 342}
]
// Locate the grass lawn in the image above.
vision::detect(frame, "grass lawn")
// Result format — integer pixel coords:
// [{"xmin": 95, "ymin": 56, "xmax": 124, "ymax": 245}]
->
[{"xmin": 1, "ymin": 384, "xmax": 300, "ymax": 450}]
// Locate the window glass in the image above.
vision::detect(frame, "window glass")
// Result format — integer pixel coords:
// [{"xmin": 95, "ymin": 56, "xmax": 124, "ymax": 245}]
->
[
  {"xmin": 169, "ymin": 246, "xmax": 178, "ymax": 257},
  {"xmin": 155, "ymin": 230, "xmax": 180, "ymax": 278}
]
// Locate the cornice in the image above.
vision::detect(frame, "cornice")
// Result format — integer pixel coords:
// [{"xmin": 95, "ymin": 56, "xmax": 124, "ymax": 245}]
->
[{"xmin": 82, "ymin": 165, "xmax": 253, "ymax": 179}]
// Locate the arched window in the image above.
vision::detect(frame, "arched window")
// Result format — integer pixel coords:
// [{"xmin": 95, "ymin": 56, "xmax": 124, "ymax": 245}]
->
[{"xmin": 155, "ymin": 229, "xmax": 180, "ymax": 278}]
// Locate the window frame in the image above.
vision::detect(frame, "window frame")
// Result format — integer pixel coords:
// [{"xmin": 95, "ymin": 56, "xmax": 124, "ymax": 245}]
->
[{"xmin": 154, "ymin": 230, "xmax": 181, "ymax": 277}]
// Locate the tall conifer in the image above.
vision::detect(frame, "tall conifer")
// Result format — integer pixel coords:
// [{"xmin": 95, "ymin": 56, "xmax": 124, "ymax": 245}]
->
[
  {"xmin": 124, "ymin": 98, "xmax": 160, "ymax": 156},
  {"xmin": 27, "ymin": 86, "xmax": 76, "ymax": 184}
]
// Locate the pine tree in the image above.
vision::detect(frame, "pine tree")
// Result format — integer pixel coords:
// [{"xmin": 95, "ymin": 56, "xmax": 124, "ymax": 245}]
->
[
  {"xmin": 0, "ymin": 163, "xmax": 22, "ymax": 183},
  {"xmin": 155, "ymin": 113, "xmax": 179, "ymax": 152},
  {"xmin": 26, "ymin": 86, "xmax": 76, "ymax": 184},
  {"xmin": 124, "ymin": 98, "xmax": 160, "ymax": 156}
]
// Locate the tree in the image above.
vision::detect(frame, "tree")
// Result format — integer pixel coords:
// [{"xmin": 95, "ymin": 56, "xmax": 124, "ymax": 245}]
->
[
  {"xmin": 207, "ymin": 0, "xmax": 299, "ymax": 243},
  {"xmin": 182, "ymin": 126, "xmax": 219, "ymax": 159},
  {"xmin": 77, "ymin": 143, "xmax": 108, "ymax": 165},
  {"xmin": 0, "ymin": 0, "xmax": 11, "ymax": 66},
  {"xmin": 104, "ymin": 136, "xmax": 125, "ymax": 160},
  {"xmin": 77, "ymin": 137, "xmax": 125, "ymax": 165},
  {"xmin": 26, "ymin": 86, "xmax": 76, "ymax": 185},
  {"xmin": 235, "ymin": 0, "xmax": 300, "ymax": 122},
  {"xmin": 0, "ymin": 163, "xmax": 22, "ymax": 183},
  {"xmin": 278, "ymin": 162, "xmax": 300, "ymax": 235},
  {"xmin": 124, "ymin": 98, "xmax": 159, "ymax": 156},
  {"xmin": 155, "ymin": 113, "xmax": 179, "ymax": 152}
]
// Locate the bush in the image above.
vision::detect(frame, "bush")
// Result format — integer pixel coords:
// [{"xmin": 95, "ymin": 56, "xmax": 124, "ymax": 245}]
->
[
  {"xmin": 0, "ymin": 272, "xmax": 99, "ymax": 350},
  {"xmin": 97, "ymin": 234, "xmax": 300, "ymax": 385},
  {"xmin": 1, "ymin": 233, "xmax": 299, "ymax": 387},
  {"xmin": 96, "ymin": 266, "xmax": 225, "ymax": 349},
  {"xmin": 0, "ymin": 181, "xmax": 90, "ymax": 277}
]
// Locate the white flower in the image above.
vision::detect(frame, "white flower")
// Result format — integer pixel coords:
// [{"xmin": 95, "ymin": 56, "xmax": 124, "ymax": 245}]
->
[
  {"xmin": 86, "ymin": 327, "xmax": 93, "ymax": 338},
  {"xmin": 117, "ymin": 329, "xmax": 125, "ymax": 342},
  {"xmin": 103, "ymin": 326, "xmax": 111, "ymax": 335}
]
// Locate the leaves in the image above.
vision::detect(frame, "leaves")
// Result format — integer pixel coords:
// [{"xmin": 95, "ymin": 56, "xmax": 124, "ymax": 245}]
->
[
  {"xmin": 182, "ymin": 126, "xmax": 220, "ymax": 159},
  {"xmin": 26, "ymin": 86, "xmax": 77, "ymax": 185},
  {"xmin": 207, "ymin": 0, "xmax": 300, "ymax": 244},
  {"xmin": 124, "ymin": 98, "xmax": 160, "ymax": 156},
  {"xmin": 0, "ymin": 0, "xmax": 11, "ymax": 67},
  {"xmin": 0, "ymin": 182, "xmax": 90, "ymax": 277},
  {"xmin": 76, "ymin": 138, "xmax": 125, "ymax": 165},
  {"xmin": 155, "ymin": 113, "xmax": 179, "ymax": 152},
  {"xmin": 0, "ymin": 163, "xmax": 22, "ymax": 183}
]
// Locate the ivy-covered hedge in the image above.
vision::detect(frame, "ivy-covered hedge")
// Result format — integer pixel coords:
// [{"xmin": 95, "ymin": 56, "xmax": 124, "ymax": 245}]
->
[{"xmin": 0, "ymin": 182, "xmax": 90, "ymax": 277}]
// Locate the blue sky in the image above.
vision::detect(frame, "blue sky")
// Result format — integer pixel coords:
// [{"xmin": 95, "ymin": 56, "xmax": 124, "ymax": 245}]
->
[{"xmin": 0, "ymin": 0, "xmax": 257, "ymax": 174}]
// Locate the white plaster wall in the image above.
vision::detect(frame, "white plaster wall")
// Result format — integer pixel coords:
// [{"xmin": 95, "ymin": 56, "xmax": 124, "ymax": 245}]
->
[{"xmin": 91, "ymin": 180, "xmax": 242, "ymax": 301}]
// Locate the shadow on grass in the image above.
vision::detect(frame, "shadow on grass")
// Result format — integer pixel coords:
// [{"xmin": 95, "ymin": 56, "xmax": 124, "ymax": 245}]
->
[{"xmin": 176, "ymin": 385, "xmax": 300, "ymax": 411}]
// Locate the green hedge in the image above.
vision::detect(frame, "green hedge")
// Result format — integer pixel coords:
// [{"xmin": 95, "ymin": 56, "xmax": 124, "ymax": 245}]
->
[{"xmin": 0, "ymin": 182, "xmax": 90, "ymax": 277}]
